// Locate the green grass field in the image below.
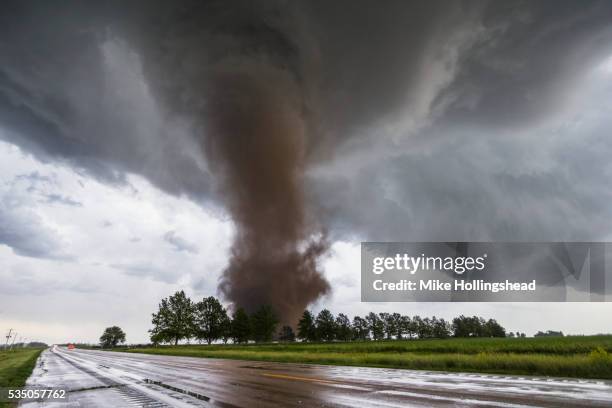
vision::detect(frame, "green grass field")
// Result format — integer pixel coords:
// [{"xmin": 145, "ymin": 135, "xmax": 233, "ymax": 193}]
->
[
  {"xmin": 124, "ymin": 336, "xmax": 612, "ymax": 379},
  {"xmin": 0, "ymin": 348, "xmax": 43, "ymax": 408}
]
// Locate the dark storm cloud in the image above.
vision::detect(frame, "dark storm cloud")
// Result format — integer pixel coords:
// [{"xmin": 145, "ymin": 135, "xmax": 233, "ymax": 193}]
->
[
  {"xmin": 312, "ymin": 105, "xmax": 612, "ymax": 243},
  {"xmin": 439, "ymin": 1, "xmax": 612, "ymax": 130},
  {"xmin": 2, "ymin": 0, "xmax": 612, "ymax": 321},
  {"xmin": 0, "ymin": 1, "xmax": 212, "ymax": 200}
]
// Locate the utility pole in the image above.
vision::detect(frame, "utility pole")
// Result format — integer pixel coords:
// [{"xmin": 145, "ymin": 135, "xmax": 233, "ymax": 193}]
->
[
  {"xmin": 9, "ymin": 332, "xmax": 17, "ymax": 351},
  {"xmin": 4, "ymin": 329, "xmax": 12, "ymax": 350}
]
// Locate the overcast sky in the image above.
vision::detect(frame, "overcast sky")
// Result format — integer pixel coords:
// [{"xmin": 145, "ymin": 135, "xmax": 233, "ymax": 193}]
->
[{"xmin": 2, "ymin": 1, "xmax": 612, "ymax": 344}]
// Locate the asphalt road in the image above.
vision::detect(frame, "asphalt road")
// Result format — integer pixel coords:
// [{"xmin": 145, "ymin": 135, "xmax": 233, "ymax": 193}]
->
[{"xmin": 20, "ymin": 346, "xmax": 612, "ymax": 407}]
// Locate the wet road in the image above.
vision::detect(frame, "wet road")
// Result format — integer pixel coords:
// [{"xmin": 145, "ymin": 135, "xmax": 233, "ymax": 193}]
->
[{"xmin": 22, "ymin": 347, "xmax": 612, "ymax": 407}]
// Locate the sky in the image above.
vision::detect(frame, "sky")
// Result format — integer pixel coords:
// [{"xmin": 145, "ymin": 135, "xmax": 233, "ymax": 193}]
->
[{"xmin": 1, "ymin": 0, "xmax": 612, "ymax": 344}]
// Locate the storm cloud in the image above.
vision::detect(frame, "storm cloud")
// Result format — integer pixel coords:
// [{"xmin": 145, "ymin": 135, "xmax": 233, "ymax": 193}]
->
[{"xmin": 2, "ymin": 0, "xmax": 612, "ymax": 323}]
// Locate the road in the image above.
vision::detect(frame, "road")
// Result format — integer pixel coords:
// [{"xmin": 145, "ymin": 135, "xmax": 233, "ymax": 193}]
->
[{"xmin": 21, "ymin": 346, "xmax": 612, "ymax": 407}]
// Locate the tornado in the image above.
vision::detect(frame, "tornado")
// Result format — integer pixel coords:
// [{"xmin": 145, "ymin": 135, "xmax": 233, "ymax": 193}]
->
[
  {"xmin": 130, "ymin": 1, "xmax": 331, "ymax": 324},
  {"xmin": 207, "ymin": 61, "xmax": 331, "ymax": 325}
]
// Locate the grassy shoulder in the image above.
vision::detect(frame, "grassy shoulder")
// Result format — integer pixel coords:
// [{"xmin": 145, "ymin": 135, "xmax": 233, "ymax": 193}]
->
[
  {"xmin": 122, "ymin": 336, "xmax": 612, "ymax": 379},
  {"xmin": 0, "ymin": 348, "xmax": 43, "ymax": 408}
]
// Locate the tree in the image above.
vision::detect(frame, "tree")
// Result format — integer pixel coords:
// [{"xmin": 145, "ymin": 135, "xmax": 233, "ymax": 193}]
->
[
  {"xmin": 279, "ymin": 326, "xmax": 296, "ymax": 342},
  {"xmin": 379, "ymin": 313, "xmax": 394, "ymax": 340},
  {"xmin": 150, "ymin": 332, "xmax": 164, "ymax": 346},
  {"xmin": 251, "ymin": 305, "xmax": 279, "ymax": 343},
  {"xmin": 335, "ymin": 313, "xmax": 352, "ymax": 342},
  {"xmin": 366, "ymin": 312, "xmax": 385, "ymax": 341},
  {"xmin": 410, "ymin": 316, "xmax": 426, "ymax": 338},
  {"xmin": 99, "ymin": 326, "xmax": 126, "ymax": 348},
  {"xmin": 297, "ymin": 310, "xmax": 317, "ymax": 342},
  {"xmin": 419, "ymin": 317, "xmax": 433, "ymax": 338},
  {"xmin": 431, "ymin": 317, "xmax": 451, "ymax": 338},
  {"xmin": 316, "ymin": 309, "xmax": 337, "ymax": 342},
  {"xmin": 484, "ymin": 319, "xmax": 506, "ymax": 338},
  {"xmin": 452, "ymin": 315, "xmax": 506, "ymax": 338},
  {"xmin": 231, "ymin": 307, "xmax": 251, "ymax": 344},
  {"xmin": 412, "ymin": 316, "xmax": 423, "ymax": 338},
  {"xmin": 535, "ymin": 330, "xmax": 564, "ymax": 337},
  {"xmin": 474, "ymin": 316, "xmax": 487, "ymax": 337},
  {"xmin": 352, "ymin": 316, "xmax": 369, "ymax": 340},
  {"xmin": 149, "ymin": 290, "xmax": 195, "ymax": 345},
  {"xmin": 380, "ymin": 313, "xmax": 402, "ymax": 340},
  {"xmin": 400, "ymin": 315, "xmax": 416, "ymax": 339},
  {"xmin": 220, "ymin": 312, "xmax": 232, "ymax": 344},
  {"xmin": 390, "ymin": 313, "xmax": 403, "ymax": 339},
  {"xmin": 452, "ymin": 315, "xmax": 469, "ymax": 337},
  {"xmin": 194, "ymin": 296, "xmax": 229, "ymax": 344}
]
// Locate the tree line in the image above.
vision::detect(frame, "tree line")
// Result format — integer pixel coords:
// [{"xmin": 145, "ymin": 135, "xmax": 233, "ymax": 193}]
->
[
  {"xmin": 148, "ymin": 291, "xmax": 507, "ymax": 345},
  {"xmin": 534, "ymin": 330, "xmax": 564, "ymax": 337},
  {"xmin": 297, "ymin": 311, "xmax": 506, "ymax": 342}
]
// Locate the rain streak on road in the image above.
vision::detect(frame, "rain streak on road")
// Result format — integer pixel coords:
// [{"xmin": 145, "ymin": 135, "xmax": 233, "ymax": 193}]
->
[{"xmin": 21, "ymin": 347, "xmax": 612, "ymax": 407}]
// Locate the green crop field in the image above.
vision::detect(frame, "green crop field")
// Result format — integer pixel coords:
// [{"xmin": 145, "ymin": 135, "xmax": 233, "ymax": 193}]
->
[
  {"xmin": 0, "ymin": 348, "xmax": 43, "ymax": 408},
  {"xmin": 123, "ymin": 336, "xmax": 612, "ymax": 379}
]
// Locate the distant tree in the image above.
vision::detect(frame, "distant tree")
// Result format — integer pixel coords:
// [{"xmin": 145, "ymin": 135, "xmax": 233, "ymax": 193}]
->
[
  {"xmin": 431, "ymin": 317, "xmax": 451, "ymax": 339},
  {"xmin": 279, "ymin": 326, "xmax": 296, "ymax": 342},
  {"xmin": 251, "ymin": 305, "xmax": 279, "ymax": 343},
  {"xmin": 507, "ymin": 332, "xmax": 515, "ymax": 338},
  {"xmin": 390, "ymin": 313, "xmax": 403, "ymax": 339},
  {"xmin": 231, "ymin": 307, "xmax": 251, "ymax": 344},
  {"xmin": 484, "ymin": 319, "xmax": 506, "ymax": 338},
  {"xmin": 400, "ymin": 315, "xmax": 416, "ymax": 339},
  {"xmin": 535, "ymin": 330, "xmax": 564, "ymax": 337},
  {"xmin": 412, "ymin": 316, "xmax": 423, "ymax": 338},
  {"xmin": 366, "ymin": 312, "xmax": 385, "ymax": 341},
  {"xmin": 452, "ymin": 315, "xmax": 469, "ymax": 337},
  {"xmin": 220, "ymin": 312, "xmax": 232, "ymax": 344},
  {"xmin": 352, "ymin": 316, "xmax": 370, "ymax": 341},
  {"xmin": 26, "ymin": 342, "xmax": 48, "ymax": 348},
  {"xmin": 417, "ymin": 317, "xmax": 433, "ymax": 339},
  {"xmin": 297, "ymin": 310, "xmax": 317, "ymax": 342},
  {"xmin": 378, "ymin": 313, "xmax": 391, "ymax": 339},
  {"xmin": 453, "ymin": 315, "xmax": 483, "ymax": 337},
  {"xmin": 99, "ymin": 326, "xmax": 126, "ymax": 348},
  {"xmin": 194, "ymin": 296, "xmax": 229, "ymax": 345},
  {"xmin": 316, "ymin": 309, "xmax": 337, "ymax": 342},
  {"xmin": 475, "ymin": 317, "xmax": 487, "ymax": 337},
  {"xmin": 335, "ymin": 313, "xmax": 353, "ymax": 342},
  {"xmin": 452, "ymin": 315, "xmax": 506, "ymax": 338},
  {"xmin": 150, "ymin": 290, "xmax": 195, "ymax": 345}
]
